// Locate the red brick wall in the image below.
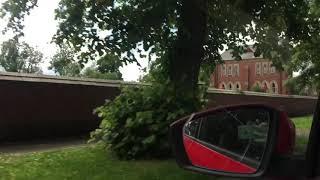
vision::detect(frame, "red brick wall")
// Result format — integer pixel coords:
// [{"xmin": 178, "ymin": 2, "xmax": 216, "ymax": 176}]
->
[{"xmin": 211, "ymin": 59, "xmax": 290, "ymax": 94}]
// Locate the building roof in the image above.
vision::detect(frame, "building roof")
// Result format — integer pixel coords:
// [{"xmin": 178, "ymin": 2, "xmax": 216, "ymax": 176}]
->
[{"xmin": 221, "ymin": 46, "xmax": 263, "ymax": 61}]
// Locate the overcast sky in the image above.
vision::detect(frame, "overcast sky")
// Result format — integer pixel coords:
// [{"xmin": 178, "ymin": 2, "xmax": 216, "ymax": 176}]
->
[{"xmin": 0, "ymin": 0, "xmax": 147, "ymax": 81}]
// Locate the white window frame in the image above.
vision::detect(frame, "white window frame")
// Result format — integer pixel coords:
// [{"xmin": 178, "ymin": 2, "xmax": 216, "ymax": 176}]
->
[
  {"xmin": 227, "ymin": 65, "xmax": 232, "ymax": 76},
  {"xmin": 270, "ymin": 81, "xmax": 278, "ymax": 93},
  {"xmin": 270, "ymin": 62, "xmax": 276, "ymax": 73},
  {"xmin": 256, "ymin": 63, "xmax": 261, "ymax": 75},
  {"xmin": 262, "ymin": 80, "xmax": 270, "ymax": 92},
  {"xmin": 221, "ymin": 64, "xmax": 227, "ymax": 76},
  {"xmin": 233, "ymin": 64, "xmax": 239, "ymax": 77},
  {"xmin": 263, "ymin": 62, "xmax": 268, "ymax": 74}
]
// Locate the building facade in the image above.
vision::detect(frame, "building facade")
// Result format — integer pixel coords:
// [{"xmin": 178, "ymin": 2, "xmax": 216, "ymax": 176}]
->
[{"xmin": 210, "ymin": 49, "xmax": 289, "ymax": 94}]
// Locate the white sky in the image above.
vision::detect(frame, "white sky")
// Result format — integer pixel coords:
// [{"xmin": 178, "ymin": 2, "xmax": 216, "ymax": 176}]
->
[{"xmin": 0, "ymin": 0, "xmax": 147, "ymax": 81}]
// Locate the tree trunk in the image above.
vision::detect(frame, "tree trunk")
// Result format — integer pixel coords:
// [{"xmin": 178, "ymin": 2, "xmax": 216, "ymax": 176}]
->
[{"xmin": 168, "ymin": 0, "xmax": 208, "ymax": 108}]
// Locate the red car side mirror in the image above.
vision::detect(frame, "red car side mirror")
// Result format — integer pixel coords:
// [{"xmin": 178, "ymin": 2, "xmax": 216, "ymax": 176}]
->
[{"xmin": 170, "ymin": 104, "xmax": 296, "ymax": 178}]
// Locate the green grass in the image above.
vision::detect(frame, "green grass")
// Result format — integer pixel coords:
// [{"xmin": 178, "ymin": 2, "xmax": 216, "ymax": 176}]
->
[
  {"xmin": 292, "ymin": 116, "xmax": 313, "ymax": 154},
  {"xmin": 0, "ymin": 115, "xmax": 313, "ymax": 180},
  {"xmin": 0, "ymin": 144, "xmax": 214, "ymax": 180},
  {"xmin": 292, "ymin": 116, "xmax": 313, "ymax": 130}
]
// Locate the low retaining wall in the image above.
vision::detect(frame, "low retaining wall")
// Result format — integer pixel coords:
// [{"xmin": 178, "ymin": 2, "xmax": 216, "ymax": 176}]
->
[
  {"xmin": 0, "ymin": 72, "xmax": 317, "ymax": 140},
  {"xmin": 206, "ymin": 89, "xmax": 317, "ymax": 117}
]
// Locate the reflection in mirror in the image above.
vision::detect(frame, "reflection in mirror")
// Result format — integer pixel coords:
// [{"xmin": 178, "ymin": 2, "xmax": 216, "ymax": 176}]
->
[{"xmin": 183, "ymin": 107, "xmax": 270, "ymax": 174}]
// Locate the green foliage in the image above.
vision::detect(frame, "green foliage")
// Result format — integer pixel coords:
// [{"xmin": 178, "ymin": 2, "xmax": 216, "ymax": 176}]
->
[
  {"xmin": 0, "ymin": 0, "xmax": 37, "ymax": 36},
  {"xmin": 139, "ymin": 56, "xmax": 170, "ymax": 83},
  {"xmin": 0, "ymin": 38, "xmax": 43, "ymax": 73},
  {"xmin": 49, "ymin": 44, "xmax": 123, "ymax": 80},
  {"xmin": 90, "ymin": 82, "xmax": 205, "ymax": 159},
  {"xmin": 277, "ymin": 1, "xmax": 320, "ymax": 93},
  {"xmin": 1, "ymin": 0, "xmax": 315, "ymax": 93},
  {"xmin": 285, "ymin": 77, "xmax": 317, "ymax": 96},
  {"xmin": 1, "ymin": 0, "xmax": 311, "ymax": 70},
  {"xmin": 251, "ymin": 84, "xmax": 265, "ymax": 93},
  {"xmin": 82, "ymin": 66, "xmax": 122, "ymax": 80},
  {"xmin": 198, "ymin": 63, "xmax": 216, "ymax": 86},
  {"xmin": 49, "ymin": 44, "xmax": 82, "ymax": 77},
  {"xmin": 82, "ymin": 52, "xmax": 123, "ymax": 80},
  {"xmin": 96, "ymin": 53, "xmax": 122, "ymax": 75}
]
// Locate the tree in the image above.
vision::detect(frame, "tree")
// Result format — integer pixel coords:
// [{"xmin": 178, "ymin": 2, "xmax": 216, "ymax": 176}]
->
[
  {"xmin": 82, "ymin": 66, "xmax": 122, "ymax": 80},
  {"xmin": 92, "ymin": 52, "xmax": 123, "ymax": 80},
  {"xmin": 50, "ymin": 44, "xmax": 122, "ymax": 79},
  {"xmin": 1, "ymin": 0, "xmax": 315, "ymax": 159},
  {"xmin": 282, "ymin": 0, "xmax": 320, "ymax": 94},
  {"xmin": 0, "ymin": 38, "xmax": 43, "ymax": 73},
  {"xmin": 0, "ymin": 0, "xmax": 311, "ymax": 108},
  {"xmin": 49, "ymin": 44, "xmax": 82, "ymax": 77},
  {"xmin": 286, "ymin": 77, "xmax": 317, "ymax": 96}
]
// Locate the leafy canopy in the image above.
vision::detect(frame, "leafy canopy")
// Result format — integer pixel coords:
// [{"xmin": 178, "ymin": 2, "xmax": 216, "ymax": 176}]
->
[
  {"xmin": 0, "ymin": 0, "xmax": 311, "ymax": 71},
  {"xmin": 284, "ymin": 0, "xmax": 320, "ymax": 92},
  {"xmin": 0, "ymin": 38, "xmax": 43, "ymax": 73},
  {"xmin": 50, "ymin": 44, "xmax": 123, "ymax": 80},
  {"xmin": 49, "ymin": 44, "xmax": 82, "ymax": 77}
]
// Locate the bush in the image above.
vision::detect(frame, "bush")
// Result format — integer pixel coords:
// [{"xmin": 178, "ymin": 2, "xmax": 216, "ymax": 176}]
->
[
  {"xmin": 251, "ymin": 84, "xmax": 265, "ymax": 93},
  {"xmin": 89, "ymin": 82, "xmax": 204, "ymax": 160}
]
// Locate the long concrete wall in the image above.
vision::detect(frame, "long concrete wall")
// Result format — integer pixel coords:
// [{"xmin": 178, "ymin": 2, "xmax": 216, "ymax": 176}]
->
[{"xmin": 0, "ymin": 72, "xmax": 317, "ymax": 140}]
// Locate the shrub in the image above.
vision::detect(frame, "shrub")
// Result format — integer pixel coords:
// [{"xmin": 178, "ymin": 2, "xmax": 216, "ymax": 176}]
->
[
  {"xmin": 89, "ymin": 82, "xmax": 204, "ymax": 160},
  {"xmin": 251, "ymin": 84, "xmax": 265, "ymax": 93}
]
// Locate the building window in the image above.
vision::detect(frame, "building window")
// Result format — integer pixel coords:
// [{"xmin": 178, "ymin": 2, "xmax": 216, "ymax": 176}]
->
[
  {"xmin": 263, "ymin": 62, "xmax": 268, "ymax": 74},
  {"xmin": 256, "ymin": 63, "xmax": 261, "ymax": 75},
  {"xmin": 233, "ymin": 64, "xmax": 239, "ymax": 76},
  {"xmin": 271, "ymin": 81, "xmax": 278, "ymax": 94},
  {"xmin": 235, "ymin": 82, "xmax": 241, "ymax": 90},
  {"xmin": 228, "ymin": 82, "xmax": 233, "ymax": 90},
  {"xmin": 270, "ymin": 62, "xmax": 276, "ymax": 73},
  {"xmin": 227, "ymin": 65, "xmax": 232, "ymax": 76},
  {"xmin": 219, "ymin": 82, "xmax": 227, "ymax": 89},
  {"xmin": 221, "ymin": 64, "xmax": 227, "ymax": 76},
  {"xmin": 262, "ymin": 81, "xmax": 269, "ymax": 92}
]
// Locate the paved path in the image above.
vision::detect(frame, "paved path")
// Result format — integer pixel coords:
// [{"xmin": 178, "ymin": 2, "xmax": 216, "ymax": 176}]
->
[{"xmin": 0, "ymin": 136, "xmax": 87, "ymax": 154}]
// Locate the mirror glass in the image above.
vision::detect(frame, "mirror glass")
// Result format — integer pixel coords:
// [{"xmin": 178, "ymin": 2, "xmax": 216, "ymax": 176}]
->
[{"xmin": 183, "ymin": 107, "xmax": 270, "ymax": 174}]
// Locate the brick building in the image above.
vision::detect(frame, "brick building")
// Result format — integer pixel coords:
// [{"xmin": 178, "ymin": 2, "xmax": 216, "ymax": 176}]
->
[{"xmin": 210, "ymin": 48, "xmax": 290, "ymax": 94}]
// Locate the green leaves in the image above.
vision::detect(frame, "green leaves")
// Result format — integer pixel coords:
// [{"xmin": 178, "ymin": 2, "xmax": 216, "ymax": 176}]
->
[
  {"xmin": 0, "ymin": 0, "xmax": 38, "ymax": 36},
  {"xmin": 49, "ymin": 44, "xmax": 82, "ymax": 77},
  {"xmin": 90, "ymin": 82, "xmax": 203, "ymax": 159},
  {"xmin": 0, "ymin": 38, "xmax": 43, "ymax": 74},
  {"xmin": 142, "ymin": 135, "xmax": 156, "ymax": 145}
]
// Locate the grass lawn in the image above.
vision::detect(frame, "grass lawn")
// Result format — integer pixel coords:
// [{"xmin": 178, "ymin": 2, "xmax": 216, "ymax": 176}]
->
[
  {"xmin": 292, "ymin": 116, "xmax": 313, "ymax": 154},
  {"xmin": 0, "ymin": 115, "xmax": 313, "ymax": 180},
  {"xmin": 0, "ymin": 144, "xmax": 214, "ymax": 180}
]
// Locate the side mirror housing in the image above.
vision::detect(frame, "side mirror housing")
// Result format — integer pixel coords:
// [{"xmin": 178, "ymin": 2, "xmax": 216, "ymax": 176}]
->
[{"xmin": 170, "ymin": 104, "xmax": 295, "ymax": 178}]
